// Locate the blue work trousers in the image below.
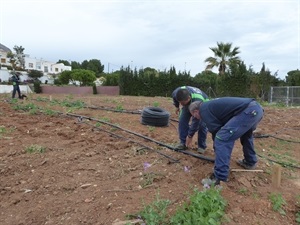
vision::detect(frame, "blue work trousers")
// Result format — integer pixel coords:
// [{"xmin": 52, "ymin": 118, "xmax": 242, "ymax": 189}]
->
[
  {"xmin": 12, "ymin": 85, "xmax": 21, "ymax": 98},
  {"xmin": 213, "ymin": 101, "xmax": 264, "ymax": 181},
  {"xmin": 179, "ymin": 106, "xmax": 207, "ymax": 149}
]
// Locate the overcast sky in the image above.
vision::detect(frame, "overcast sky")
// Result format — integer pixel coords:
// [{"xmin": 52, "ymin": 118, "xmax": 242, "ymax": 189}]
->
[{"xmin": 0, "ymin": 0, "xmax": 299, "ymax": 79}]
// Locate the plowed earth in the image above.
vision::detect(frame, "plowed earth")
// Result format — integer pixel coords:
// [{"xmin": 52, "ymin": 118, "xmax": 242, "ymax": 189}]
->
[{"xmin": 0, "ymin": 93, "xmax": 299, "ymax": 225}]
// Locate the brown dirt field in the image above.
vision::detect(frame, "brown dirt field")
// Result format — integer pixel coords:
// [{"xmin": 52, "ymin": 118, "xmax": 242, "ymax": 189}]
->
[{"xmin": 0, "ymin": 93, "xmax": 299, "ymax": 225}]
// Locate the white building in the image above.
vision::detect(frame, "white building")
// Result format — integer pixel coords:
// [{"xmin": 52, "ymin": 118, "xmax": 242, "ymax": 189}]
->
[{"xmin": 0, "ymin": 43, "xmax": 71, "ymax": 84}]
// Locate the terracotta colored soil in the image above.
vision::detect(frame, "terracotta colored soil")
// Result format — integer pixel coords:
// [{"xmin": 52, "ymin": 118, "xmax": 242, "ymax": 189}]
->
[{"xmin": 0, "ymin": 94, "xmax": 299, "ymax": 225}]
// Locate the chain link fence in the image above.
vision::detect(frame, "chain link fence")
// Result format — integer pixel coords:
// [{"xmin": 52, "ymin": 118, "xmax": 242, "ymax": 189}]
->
[{"xmin": 269, "ymin": 86, "xmax": 300, "ymax": 106}]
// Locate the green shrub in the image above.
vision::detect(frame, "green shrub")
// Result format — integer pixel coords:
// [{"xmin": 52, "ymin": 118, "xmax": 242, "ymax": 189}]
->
[
  {"xmin": 93, "ymin": 83, "xmax": 97, "ymax": 94},
  {"xmin": 33, "ymin": 81, "xmax": 42, "ymax": 93}
]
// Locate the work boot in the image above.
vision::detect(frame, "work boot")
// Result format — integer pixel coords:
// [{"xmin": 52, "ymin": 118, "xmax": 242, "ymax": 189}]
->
[
  {"xmin": 202, "ymin": 173, "xmax": 220, "ymax": 186},
  {"xmin": 236, "ymin": 159, "xmax": 256, "ymax": 170},
  {"xmin": 209, "ymin": 173, "xmax": 221, "ymax": 185},
  {"xmin": 197, "ymin": 147, "xmax": 206, "ymax": 154},
  {"xmin": 176, "ymin": 143, "xmax": 187, "ymax": 150}
]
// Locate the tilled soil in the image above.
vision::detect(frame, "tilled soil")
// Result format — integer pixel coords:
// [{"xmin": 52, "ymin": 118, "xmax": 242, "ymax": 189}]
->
[{"xmin": 0, "ymin": 93, "xmax": 299, "ymax": 225}]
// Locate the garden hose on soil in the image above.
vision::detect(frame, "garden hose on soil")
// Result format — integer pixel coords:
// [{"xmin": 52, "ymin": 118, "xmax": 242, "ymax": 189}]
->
[
  {"xmin": 80, "ymin": 120, "xmax": 180, "ymax": 163},
  {"xmin": 66, "ymin": 112, "xmax": 215, "ymax": 163},
  {"xmin": 88, "ymin": 105, "xmax": 179, "ymax": 124}
]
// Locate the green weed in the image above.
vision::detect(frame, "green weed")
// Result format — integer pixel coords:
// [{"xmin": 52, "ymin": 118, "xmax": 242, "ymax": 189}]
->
[
  {"xmin": 140, "ymin": 172, "xmax": 165, "ymax": 188},
  {"xmin": 26, "ymin": 145, "xmax": 46, "ymax": 154},
  {"xmin": 49, "ymin": 98, "xmax": 85, "ymax": 109},
  {"xmin": 0, "ymin": 126, "xmax": 7, "ymax": 134},
  {"xmin": 13, "ymin": 102, "xmax": 38, "ymax": 111},
  {"xmin": 29, "ymin": 108, "xmax": 38, "ymax": 115},
  {"xmin": 268, "ymin": 193, "xmax": 286, "ymax": 215},
  {"xmin": 98, "ymin": 117, "xmax": 110, "ymax": 122},
  {"xmin": 147, "ymin": 126, "xmax": 155, "ymax": 132},
  {"xmin": 131, "ymin": 187, "xmax": 227, "ymax": 225},
  {"xmin": 115, "ymin": 104, "xmax": 124, "ymax": 111},
  {"xmin": 134, "ymin": 193, "xmax": 171, "ymax": 225},
  {"xmin": 153, "ymin": 102, "xmax": 160, "ymax": 107},
  {"xmin": 170, "ymin": 187, "xmax": 227, "ymax": 224},
  {"xmin": 238, "ymin": 187, "xmax": 248, "ymax": 195},
  {"xmin": 36, "ymin": 96, "xmax": 49, "ymax": 102},
  {"xmin": 43, "ymin": 109, "xmax": 57, "ymax": 116}
]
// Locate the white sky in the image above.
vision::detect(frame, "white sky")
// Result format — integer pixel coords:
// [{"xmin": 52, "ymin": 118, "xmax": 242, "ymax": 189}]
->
[{"xmin": 0, "ymin": 0, "xmax": 299, "ymax": 79}]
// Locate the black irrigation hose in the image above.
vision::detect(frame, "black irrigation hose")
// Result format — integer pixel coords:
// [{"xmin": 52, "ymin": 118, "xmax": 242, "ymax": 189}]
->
[
  {"xmin": 257, "ymin": 153, "xmax": 300, "ymax": 169},
  {"xmin": 255, "ymin": 134, "xmax": 300, "ymax": 143},
  {"xmin": 80, "ymin": 120, "xmax": 180, "ymax": 163},
  {"xmin": 87, "ymin": 105, "xmax": 180, "ymax": 122},
  {"xmin": 66, "ymin": 113, "xmax": 215, "ymax": 163},
  {"xmin": 87, "ymin": 106, "xmax": 142, "ymax": 114}
]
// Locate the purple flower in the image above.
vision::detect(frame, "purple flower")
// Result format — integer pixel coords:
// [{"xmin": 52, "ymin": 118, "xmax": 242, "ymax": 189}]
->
[
  {"xmin": 143, "ymin": 162, "xmax": 151, "ymax": 170},
  {"xmin": 184, "ymin": 166, "xmax": 190, "ymax": 172},
  {"xmin": 203, "ymin": 183, "xmax": 210, "ymax": 189}
]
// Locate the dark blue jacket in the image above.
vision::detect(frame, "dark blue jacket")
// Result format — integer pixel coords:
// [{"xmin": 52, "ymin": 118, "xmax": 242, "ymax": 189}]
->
[
  {"xmin": 172, "ymin": 86, "xmax": 209, "ymax": 136},
  {"xmin": 11, "ymin": 74, "xmax": 20, "ymax": 86},
  {"xmin": 200, "ymin": 97, "xmax": 254, "ymax": 134},
  {"xmin": 172, "ymin": 86, "xmax": 208, "ymax": 108}
]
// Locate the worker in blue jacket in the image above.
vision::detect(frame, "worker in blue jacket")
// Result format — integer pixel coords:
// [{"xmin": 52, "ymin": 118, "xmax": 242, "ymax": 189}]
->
[
  {"xmin": 11, "ymin": 72, "xmax": 22, "ymax": 99},
  {"xmin": 172, "ymin": 86, "xmax": 209, "ymax": 153},
  {"xmin": 189, "ymin": 97, "xmax": 264, "ymax": 184}
]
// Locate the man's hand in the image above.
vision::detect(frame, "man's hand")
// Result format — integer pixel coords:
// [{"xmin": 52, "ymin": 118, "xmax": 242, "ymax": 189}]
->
[
  {"xmin": 175, "ymin": 107, "xmax": 180, "ymax": 115},
  {"xmin": 185, "ymin": 136, "xmax": 193, "ymax": 148}
]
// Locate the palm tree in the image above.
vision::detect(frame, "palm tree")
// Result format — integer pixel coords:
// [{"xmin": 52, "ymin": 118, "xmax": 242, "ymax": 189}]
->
[
  {"xmin": 204, "ymin": 42, "xmax": 241, "ymax": 75},
  {"xmin": 13, "ymin": 45, "xmax": 25, "ymax": 69}
]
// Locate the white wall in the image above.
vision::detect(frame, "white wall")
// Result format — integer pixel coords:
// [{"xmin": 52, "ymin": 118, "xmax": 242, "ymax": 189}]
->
[
  {"xmin": 0, "ymin": 68, "xmax": 54, "ymax": 84},
  {"xmin": 0, "ymin": 85, "xmax": 33, "ymax": 94},
  {"xmin": 0, "ymin": 68, "xmax": 10, "ymax": 81}
]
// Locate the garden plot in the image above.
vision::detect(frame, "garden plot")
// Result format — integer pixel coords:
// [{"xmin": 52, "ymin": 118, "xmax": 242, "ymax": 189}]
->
[{"xmin": 0, "ymin": 93, "xmax": 299, "ymax": 225}]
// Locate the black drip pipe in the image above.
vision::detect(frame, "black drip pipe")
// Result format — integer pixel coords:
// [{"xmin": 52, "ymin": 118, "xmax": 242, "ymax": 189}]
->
[
  {"xmin": 87, "ymin": 106, "xmax": 179, "ymax": 122},
  {"xmin": 81, "ymin": 121, "xmax": 180, "ymax": 163},
  {"xmin": 67, "ymin": 113, "xmax": 215, "ymax": 163}
]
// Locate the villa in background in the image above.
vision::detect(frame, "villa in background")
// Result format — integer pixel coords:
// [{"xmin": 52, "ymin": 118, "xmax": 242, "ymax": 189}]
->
[{"xmin": 0, "ymin": 43, "xmax": 71, "ymax": 84}]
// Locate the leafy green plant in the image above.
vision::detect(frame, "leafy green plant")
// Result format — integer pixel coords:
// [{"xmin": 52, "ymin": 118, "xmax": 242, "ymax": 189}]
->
[
  {"xmin": 147, "ymin": 126, "xmax": 155, "ymax": 132},
  {"xmin": 29, "ymin": 108, "xmax": 38, "ymax": 115},
  {"xmin": 0, "ymin": 126, "xmax": 8, "ymax": 139},
  {"xmin": 99, "ymin": 117, "xmax": 110, "ymax": 122},
  {"xmin": 61, "ymin": 99, "xmax": 85, "ymax": 108},
  {"xmin": 49, "ymin": 98, "xmax": 85, "ymax": 109},
  {"xmin": 153, "ymin": 101, "xmax": 160, "ymax": 107},
  {"xmin": 26, "ymin": 144, "xmax": 46, "ymax": 153},
  {"xmin": 43, "ymin": 109, "xmax": 57, "ymax": 116},
  {"xmin": 170, "ymin": 187, "xmax": 227, "ymax": 224},
  {"xmin": 115, "ymin": 104, "xmax": 124, "ymax": 111},
  {"xmin": 36, "ymin": 96, "xmax": 49, "ymax": 102},
  {"xmin": 95, "ymin": 122, "xmax": 102, "ymax": 127},
  {"xmin": 130, "ymin": 187, "xmax": 227, "ymax": 225},
  {"xmin": 268, "ymin": 193, "xmax": 286, "ymax": 215},
  {"xmin": 0, "ymin": 126, "xmax": 7, "ymax": 134},
  {"xmin": 136, "ymin": 193, "xmax": 171, "ymax": 225},
  {"xmin": 12, "ymin": 102, "xmax": 38, "ymax": 111}
]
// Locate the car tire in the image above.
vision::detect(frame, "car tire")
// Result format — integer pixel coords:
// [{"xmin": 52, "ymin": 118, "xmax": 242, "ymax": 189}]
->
[{"xmin": 141, "ymin": 107, "xmax": 170, "ymax": 127}]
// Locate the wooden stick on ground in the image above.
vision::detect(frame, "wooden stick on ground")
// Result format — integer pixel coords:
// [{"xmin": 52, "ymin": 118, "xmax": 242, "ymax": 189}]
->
[
  {"xmin": 231, "ymin": 169, "xmax": 264, "ymax": 172},
  {"xmin": 272, "ymin": 164, "xmax": 282, "ymax": 188}
]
